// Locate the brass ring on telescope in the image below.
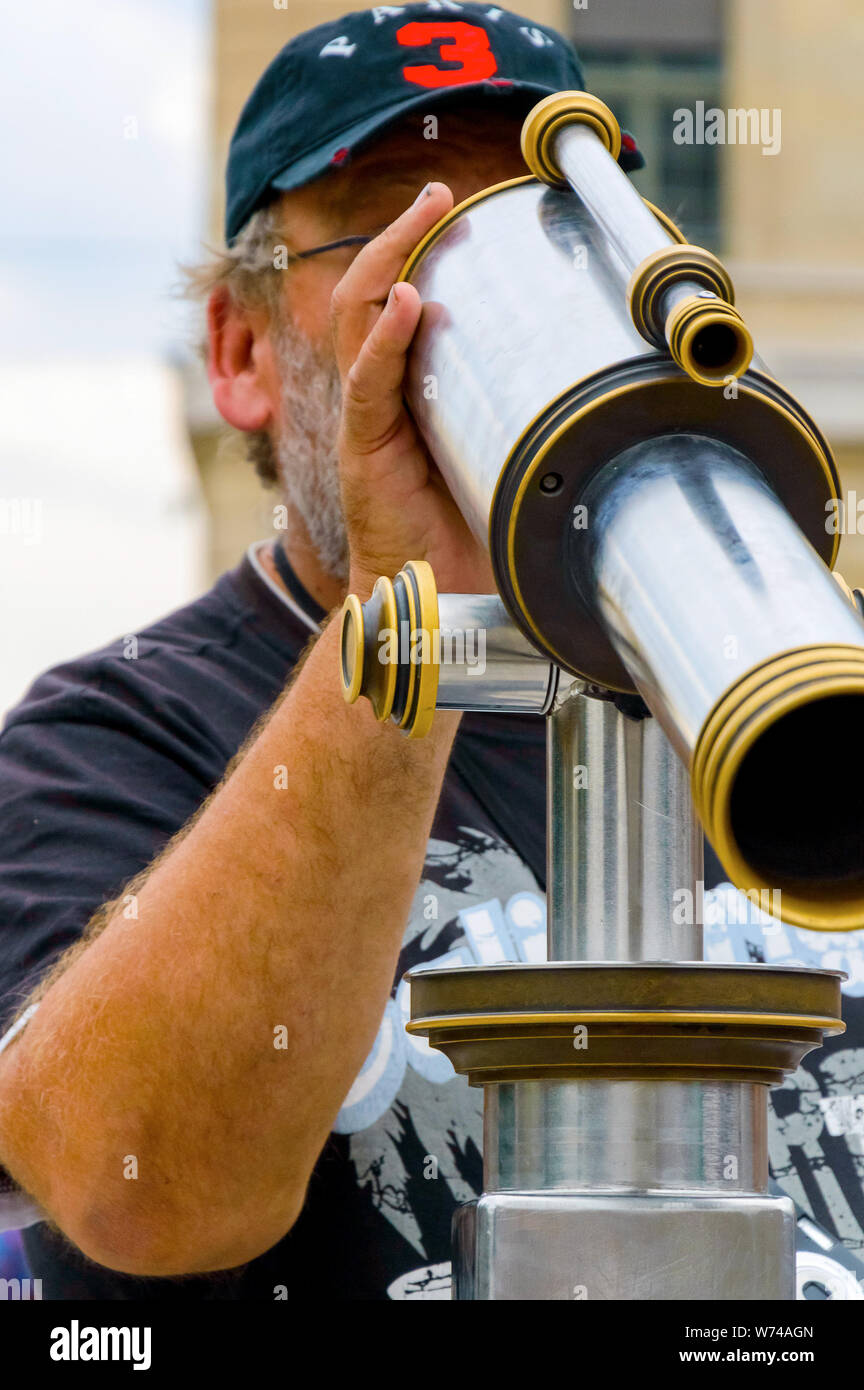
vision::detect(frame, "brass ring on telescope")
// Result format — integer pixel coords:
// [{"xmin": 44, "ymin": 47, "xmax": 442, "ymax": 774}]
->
[
  {"xmin": 395, "ymin": 561, "xmax": 419, "ymax": 732},
  {"xmin": 665, "ymin": 294, "xmax": 754, "ymax": 385},
  {"xmin": 520, "ymin": 91, "xmax": 622, "ymax": 187},
  {"xmin": 340, "ymin": 563, "xmax": 441, "ymax": 737},
  {"xmin": 400, "ymin": 559, "xmax": 440, "ymax": 740},
  {"xmin": 340, "ymin": 575, "xmax": 399, "ymax": 722},
  {"xmin": 398, "ymin": 175, "xmax": 537, "ymax": 283},
  {"xmin": 406, "ymin": 1027, "xmax": 835, "ymax": 1087},
  {"xmin": 408, "ymin": 1010, "xmax": 841, "ymax": 1031},
  {"xmin": 408, "ymin": 960, "xmax": 844, "ymax": 1018},
  {"xmin": 628, "ymin": 244, "xmax": 735, "ymax": 345},
  {"xmin": 339, "ymin": 593, "xmax": 366, "ymax": 706},
  {"xmin": 692, "ymin": 643, "xmax": 864, "ymax": 930},
  {"xmin": 490, "ymin": 366, "xmax": 840, "ymax": 689}
]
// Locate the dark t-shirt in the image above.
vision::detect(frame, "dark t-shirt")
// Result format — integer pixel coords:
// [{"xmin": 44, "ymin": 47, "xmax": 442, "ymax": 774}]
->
[
  {"xmin": 2, "ymin": 545, "xmax": 864, "ymax": 1299},
  {"xmin": 0, "ymin": 546, "xmax": 551, "ymax": 1299}
]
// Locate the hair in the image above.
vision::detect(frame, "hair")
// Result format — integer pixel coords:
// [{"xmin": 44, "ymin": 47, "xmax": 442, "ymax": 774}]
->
[{"xmin": 183, "ymin": 200, "xmax": 287, "ymax": 318}]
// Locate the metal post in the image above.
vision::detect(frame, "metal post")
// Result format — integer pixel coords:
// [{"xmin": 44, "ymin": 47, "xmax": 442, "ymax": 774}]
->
[{"xmin": 547, "ymin": 690, "xmax": 703, "ymax": 963}]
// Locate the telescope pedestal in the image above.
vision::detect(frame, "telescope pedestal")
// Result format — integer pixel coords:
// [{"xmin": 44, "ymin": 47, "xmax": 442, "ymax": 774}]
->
[{"xmin": 407, "ymin": 694, "xmax": 844, "ymax": 1301}]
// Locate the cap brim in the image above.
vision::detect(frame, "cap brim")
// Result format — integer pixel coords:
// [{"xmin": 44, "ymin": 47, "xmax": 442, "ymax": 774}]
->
[{"xmin": 269, "ymin": 81, "xmax": 630, "ymax": 196}]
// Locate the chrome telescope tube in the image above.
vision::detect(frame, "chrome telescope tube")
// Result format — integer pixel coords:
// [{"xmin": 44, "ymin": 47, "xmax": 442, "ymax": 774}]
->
[
  {"xmin": 398, "ymin": 160, "xmax": 837, "ymax": 694},
  {"xmin": 550, "ymin": 120, "xmax": 673, "ymax": 272},
  {"xmin": 550, "ymin": 120, "xmax": 743, "ymax": 372},
  {"xmin": 366, "ymin": 91, "xmax": 857, "ymax": 931},
  {"xmin": 581, "ymin": 434, "xmax": 864, "ymax": 751},
  {"xmin": 578, "ymin": 433, "xmax": 864, "ymax": 929},
  {"xmin": 435, "ymin": 593, "xmax": 556, "ymax": 713}
]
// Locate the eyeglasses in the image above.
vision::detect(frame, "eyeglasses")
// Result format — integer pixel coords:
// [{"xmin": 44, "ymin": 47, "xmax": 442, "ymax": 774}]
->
[
  {"xmin": 279, "ymin": 233, "xmax": 376, "ymax": 266},
  {"xmin": 278, "ymin": 223, "xmax": 394, "ymax": 267}
]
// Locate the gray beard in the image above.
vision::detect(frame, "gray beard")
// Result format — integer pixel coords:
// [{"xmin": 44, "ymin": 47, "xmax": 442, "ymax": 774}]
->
[{"xmin": 272, "ymin": 321, "xmax": 348, "ymax": 581}]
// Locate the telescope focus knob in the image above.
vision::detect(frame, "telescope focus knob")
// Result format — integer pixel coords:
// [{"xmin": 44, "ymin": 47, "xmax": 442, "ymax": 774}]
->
[
  {"xmin": 628, "ymin": 246, "xmax": 754, "ymax": 385},
  {"xmin": 340, "ymin": 561, "xmax": 440, "ymax": 739}
]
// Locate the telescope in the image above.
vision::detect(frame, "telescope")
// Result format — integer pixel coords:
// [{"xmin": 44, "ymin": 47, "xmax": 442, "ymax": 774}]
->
[{"xmin": 339, "ymin": 93, "xmax": 864, "ymax": 1299}]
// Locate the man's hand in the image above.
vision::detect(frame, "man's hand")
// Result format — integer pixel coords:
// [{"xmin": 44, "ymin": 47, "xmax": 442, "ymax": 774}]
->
[{"xmin": 331, "ymin": 182, "xmax": 496, "ymax": 598}]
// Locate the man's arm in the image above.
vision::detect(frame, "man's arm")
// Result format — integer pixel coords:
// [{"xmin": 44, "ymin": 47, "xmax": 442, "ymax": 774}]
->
[
  {"xmin": 0, "ymin": 618, "xmax": 459, "ymax": 1276},
  {"xmin": 0, "ymin": 183, "xmax": 487, "ymax": 1276}
]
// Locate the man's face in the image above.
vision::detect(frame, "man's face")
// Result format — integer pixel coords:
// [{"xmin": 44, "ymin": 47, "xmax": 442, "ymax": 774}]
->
[{"xmin": 262, "ymin": 103, "xmax": 529, "ymax": 580}]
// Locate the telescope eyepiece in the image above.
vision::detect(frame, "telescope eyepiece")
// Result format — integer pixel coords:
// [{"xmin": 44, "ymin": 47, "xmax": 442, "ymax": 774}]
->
[{"xmin": 666, "ymin": 296, "xmax": 754, "ymax": 386}]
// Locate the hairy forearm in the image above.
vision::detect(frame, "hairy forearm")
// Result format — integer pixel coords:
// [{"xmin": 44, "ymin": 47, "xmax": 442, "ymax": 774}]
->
[{"xmin": 0, "ymin": 617, "xmax": 459, "ymax": 1275}]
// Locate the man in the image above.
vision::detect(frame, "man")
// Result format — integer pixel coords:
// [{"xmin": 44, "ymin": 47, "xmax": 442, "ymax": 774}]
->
[{"xmin": 0, "ymin": 4, "xmax": 862, "ymax": 1303}]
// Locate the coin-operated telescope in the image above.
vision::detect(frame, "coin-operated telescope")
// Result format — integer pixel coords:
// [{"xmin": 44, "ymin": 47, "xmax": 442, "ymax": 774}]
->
[{"xmin": 340, "ymin": 93, "xmax": 864, "ymax": 1300}]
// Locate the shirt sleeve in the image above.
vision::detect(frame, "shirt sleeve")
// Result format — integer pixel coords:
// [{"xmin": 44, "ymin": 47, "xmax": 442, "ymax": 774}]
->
[{"xmin": 0, "ymin": 686, "xmax": 222, "ymax": 1027}]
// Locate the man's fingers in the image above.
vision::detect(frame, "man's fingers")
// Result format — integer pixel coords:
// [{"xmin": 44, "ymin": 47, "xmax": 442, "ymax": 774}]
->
[
  {"xmin": 331, "ymin": 181, "xmax": 452, "ymax": 377},
  {"xmin": 340, "ymin": 280, "xmax": 423, "ymax": 462}
]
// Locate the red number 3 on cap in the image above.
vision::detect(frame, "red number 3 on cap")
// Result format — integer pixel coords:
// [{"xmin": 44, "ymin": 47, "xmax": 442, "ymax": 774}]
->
[{"xmin": 398, "ymin": 21, "xmax": 498, "ymax": 88}]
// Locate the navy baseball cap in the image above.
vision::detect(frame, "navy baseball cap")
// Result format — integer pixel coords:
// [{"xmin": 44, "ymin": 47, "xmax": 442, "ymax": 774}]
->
[{"xmin": 225, "ymin": 3, "xmax": 644, "ymax": 243}]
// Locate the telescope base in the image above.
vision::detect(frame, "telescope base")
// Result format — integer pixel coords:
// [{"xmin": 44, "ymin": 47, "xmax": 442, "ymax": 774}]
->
[
  {"xmin": 453, "ymin": 1190, "xmax": 794, "ymax": 1301},
  {"xmin": 408, "ymin": 962, "xmax": 843, "ymax": 1300}
]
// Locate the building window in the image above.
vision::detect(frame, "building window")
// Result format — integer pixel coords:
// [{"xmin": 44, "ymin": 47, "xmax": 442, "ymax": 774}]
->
[{"xmin": 575, "ymin": 50, "xmax": 725, "ymax": 252}]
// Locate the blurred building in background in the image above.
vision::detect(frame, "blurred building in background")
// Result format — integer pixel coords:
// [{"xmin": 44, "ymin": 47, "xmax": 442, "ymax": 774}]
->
[{"xmin": 190, "ymin": 0, "xmax": 864, "ymax": 582}]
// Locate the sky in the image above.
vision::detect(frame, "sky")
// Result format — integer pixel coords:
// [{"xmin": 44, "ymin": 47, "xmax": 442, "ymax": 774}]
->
[
  {"xmin": 0, "ymin": 0, "xmax": 213, "ymax": 711},
  {"xmin": 0, "ymin": 0, "xmax": 210, "ymax": 363}
]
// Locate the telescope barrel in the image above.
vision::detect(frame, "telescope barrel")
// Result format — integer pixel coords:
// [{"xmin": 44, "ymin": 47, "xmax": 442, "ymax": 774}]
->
[
  {"xmin": 579, "ymin": 433, "xmax": 864, "ymax": 928},
  {"xmin": 520, "ymin": 93, "xmax": 754, "ymax": 384},
  {"xmin": 390, "ymin": 98, "xmax": 859, "ymax": 928}
]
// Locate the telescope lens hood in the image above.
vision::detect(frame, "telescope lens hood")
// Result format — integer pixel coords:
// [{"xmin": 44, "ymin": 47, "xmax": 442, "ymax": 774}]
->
[{"xmin": 692, "ymin": 644, "xmax": 864, "ymax": 931}]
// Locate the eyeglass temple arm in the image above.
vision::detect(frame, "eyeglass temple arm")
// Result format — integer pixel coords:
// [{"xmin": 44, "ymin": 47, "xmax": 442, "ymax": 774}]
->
[{"xmin": 293, "ymin": 234, "xmax": 373, "ymax": 261}]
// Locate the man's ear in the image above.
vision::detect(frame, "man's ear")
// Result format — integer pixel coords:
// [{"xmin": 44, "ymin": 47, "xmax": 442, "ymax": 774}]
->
[{"xmin": 207, "ymin": 286, "xmax": 277, "ymax": 433}]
